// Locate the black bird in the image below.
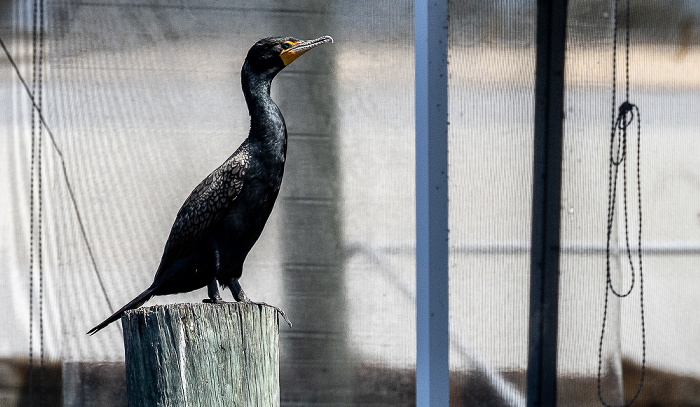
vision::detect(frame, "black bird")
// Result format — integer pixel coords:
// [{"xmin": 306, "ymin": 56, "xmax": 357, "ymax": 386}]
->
[{"xmin": 88, "ymin": 36, "xmax": 333, "ymax": 335}]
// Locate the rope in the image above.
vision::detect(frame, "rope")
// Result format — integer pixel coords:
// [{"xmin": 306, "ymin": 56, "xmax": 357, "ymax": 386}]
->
[
  {"xmin": 0, "ymin": 8, "xmax": 119, "ymax": 404},
  {"xmin": 0, "ymin": 31, "xmax": 116, "ymax": 317},
  {"xmin": 597, "ymin": 0, "xmax": 646, "ymax": 405}
]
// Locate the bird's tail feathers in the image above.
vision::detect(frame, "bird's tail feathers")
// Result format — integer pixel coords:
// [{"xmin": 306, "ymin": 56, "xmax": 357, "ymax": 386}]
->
[{"xmin": 86, "ymin": 289, "xmax": 154, "ymax": 335}]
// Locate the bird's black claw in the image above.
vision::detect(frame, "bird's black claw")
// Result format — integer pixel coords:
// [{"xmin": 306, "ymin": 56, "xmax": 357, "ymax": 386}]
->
[
  {"xmin": 203, "ymin": 297, "xmax": 227, "ymax": 304},
  {"xmin": 204, "ymin": 297, "xmax": 291, "ymax": 327},
  {"xmin": 275, "ymin": 307, "xmax": 293, "ymax": 329},
  {"xmin": 247, "ymin": 301, "xmax": 292, "ymax": 328}
]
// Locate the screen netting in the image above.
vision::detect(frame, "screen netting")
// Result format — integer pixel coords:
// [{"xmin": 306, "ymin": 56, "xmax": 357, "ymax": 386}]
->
[
  {"xmin": 1, "ymin": 0, "xmax": 699, "ymax": 406},
  {"xmin": 558, "ymin": 1, "xmax": 700, "ymax": 406},
  {"xmin": 447, "ymin": 1, "xmax": 534, "ymax": 405},
  {"xmin": 2, "ymin": 1, "xmax": 415, "ymax": 405}
]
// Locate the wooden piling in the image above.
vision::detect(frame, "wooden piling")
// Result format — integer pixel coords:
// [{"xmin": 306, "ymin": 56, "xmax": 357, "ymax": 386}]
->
[{"xmin": 122, "ymin": 303, "xmax": 279, "ymax": 407}]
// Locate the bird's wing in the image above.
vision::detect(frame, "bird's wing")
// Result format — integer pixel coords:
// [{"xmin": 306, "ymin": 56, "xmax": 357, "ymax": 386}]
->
[{"xmin": 155, "ymin": 141, "xmax": 251, "ymax": 275}]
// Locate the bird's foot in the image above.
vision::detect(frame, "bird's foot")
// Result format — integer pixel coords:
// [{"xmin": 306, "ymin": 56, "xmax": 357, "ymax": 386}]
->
[
  {"xmin": 227, "ymin": 279, "xmax": 291, "ymax": 327},
  {"xmin": 244, "ymin": 300, "xmax": 292, "ymax": 328},
  {"xmin": 205, "ymin": 278, "xmax": 227, "ymax": 304},
  {"xmin": 202, "ymin": 296, "xmax": 227, "ymax": 304}
]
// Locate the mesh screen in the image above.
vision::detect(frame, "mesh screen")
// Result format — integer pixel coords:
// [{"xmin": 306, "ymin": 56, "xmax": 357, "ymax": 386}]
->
[
  {"xmin": 1, "ymin": 0, "xmax": 700, "ymax": 406},
  {"xmin": 559, "ymin": 0, "xmax": 700, "ymax": 405},
  {"xmin": 1, "ymin": 1, "xmax": 415, "ymax": 405},
  {"xmin": 559, "ymin": 1, "xmax": 626, "ymax": 403},
  {"xmin": 447, "ymin": 1, "xmax": 534, "ymax": 405}
]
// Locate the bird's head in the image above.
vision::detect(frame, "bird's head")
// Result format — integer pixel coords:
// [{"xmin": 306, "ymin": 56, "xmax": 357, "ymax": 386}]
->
[{"xmin": 243, "ymin": 36, "xmax": 333, "ymax": 78}]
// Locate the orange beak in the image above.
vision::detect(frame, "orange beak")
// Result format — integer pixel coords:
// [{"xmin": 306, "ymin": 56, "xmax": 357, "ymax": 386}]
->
[{"xmin": 280, "ymin": 36, "xmax": 333, "ymax": 66}]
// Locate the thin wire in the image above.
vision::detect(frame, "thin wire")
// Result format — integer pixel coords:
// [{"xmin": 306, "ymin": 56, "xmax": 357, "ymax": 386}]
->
[
  {"xmin": 0, "ymin": 37, "xmax": 116, "ymax": 315},
  {"xmin": 597, "ymin": 0, "xmax": 646, "ymax": 405}
]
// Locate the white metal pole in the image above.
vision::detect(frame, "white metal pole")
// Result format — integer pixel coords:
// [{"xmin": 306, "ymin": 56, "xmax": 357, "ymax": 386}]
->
[{"xmin": 415, "ymin": 0, "xmax": 449, "ymax": 405}]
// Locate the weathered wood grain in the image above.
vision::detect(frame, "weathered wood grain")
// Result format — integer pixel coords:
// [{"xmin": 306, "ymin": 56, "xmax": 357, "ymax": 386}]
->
[{"xmin": 122, "ymin": 303, "xmax": 279, "ymax": 407}]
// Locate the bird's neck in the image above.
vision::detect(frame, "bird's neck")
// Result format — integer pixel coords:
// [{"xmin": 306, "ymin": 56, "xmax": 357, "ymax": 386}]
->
[
  {"xmin": 242, "ymin": 70, "xmax": 272, "ymax": 114},
  {"xmin": 241, "ymin": 66, "xmax": 286, "ymax": 145}
]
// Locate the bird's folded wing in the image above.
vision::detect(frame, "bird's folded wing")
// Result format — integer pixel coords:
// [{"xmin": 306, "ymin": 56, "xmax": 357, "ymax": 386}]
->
[{"xmin": 155, "ymin": 141, "xmax": 250, "ymax": 275}]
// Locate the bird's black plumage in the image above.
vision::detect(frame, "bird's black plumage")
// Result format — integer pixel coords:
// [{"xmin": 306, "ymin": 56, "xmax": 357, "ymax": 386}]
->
[{"xmin": 88, "ymin": 36, "xmax": 333, "ymax": 335}]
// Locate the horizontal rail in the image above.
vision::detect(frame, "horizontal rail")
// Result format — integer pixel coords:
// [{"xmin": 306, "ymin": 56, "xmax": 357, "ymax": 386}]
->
[{"xmin": 348, "ymin": 242, "xmax": 700, "ymax": 256}]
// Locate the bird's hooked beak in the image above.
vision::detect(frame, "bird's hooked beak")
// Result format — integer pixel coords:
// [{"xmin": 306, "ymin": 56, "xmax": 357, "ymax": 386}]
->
[{"xmin": 280, "ymin": 36, "xmax": 333, "ymax": 66}]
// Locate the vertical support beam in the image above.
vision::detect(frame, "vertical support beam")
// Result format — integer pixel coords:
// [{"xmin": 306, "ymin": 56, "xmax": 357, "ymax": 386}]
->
[
  {"xmin": 415, "ymin": 0, "xmax": 449, "ymax": 406},
  {"xmin": 527, "ymin": 0, "xmax": 568, "ymax": 406}
]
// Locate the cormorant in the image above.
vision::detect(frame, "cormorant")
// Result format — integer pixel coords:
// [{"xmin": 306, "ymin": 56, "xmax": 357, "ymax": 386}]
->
[{"xmin": 88, "ymin": 36, "xmax": 333, "ymax": 335}]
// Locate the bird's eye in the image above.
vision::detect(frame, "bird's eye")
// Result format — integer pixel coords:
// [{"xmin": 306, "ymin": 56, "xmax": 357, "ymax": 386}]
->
[{"xmin": 282, "ymin": 42, "xmax": 292, "ymax": 50}]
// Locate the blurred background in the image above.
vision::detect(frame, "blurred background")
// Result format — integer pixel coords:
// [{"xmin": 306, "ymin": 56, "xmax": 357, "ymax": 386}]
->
[{"xmin": 0, "ymin": 0, "xmax": 699, "ymax": 405}]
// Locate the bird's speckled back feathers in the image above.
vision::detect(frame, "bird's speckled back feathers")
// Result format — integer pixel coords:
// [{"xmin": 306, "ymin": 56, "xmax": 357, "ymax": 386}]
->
[{"xmin": 154, "ymin": 140, "xmax": 250, "ymax": 278}]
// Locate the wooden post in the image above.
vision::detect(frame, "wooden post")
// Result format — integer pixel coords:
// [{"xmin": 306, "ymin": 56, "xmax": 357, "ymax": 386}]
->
[{"xmin": 122, "ymin": 303, "xmax": 279, "ymax": 407}]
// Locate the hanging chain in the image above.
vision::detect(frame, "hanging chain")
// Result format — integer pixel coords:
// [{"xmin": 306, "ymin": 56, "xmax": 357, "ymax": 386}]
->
[
  {"xmin": 37, "ymin": 0, "xmax": 46, "ymax": 403},
  {"xmin": 1, "ymin": 0, "xmax": 117, "ymax": 344},
  {"xmin": 597, "ymin": 0, "xmax": 646, "ymax": 405},
  {"xmin": 28, "ymin": 0, "xmax": 37, "ymax": 402},
  {"xmin": 28, "ymin": 0, "xmax": 46, "ymax": 405}
]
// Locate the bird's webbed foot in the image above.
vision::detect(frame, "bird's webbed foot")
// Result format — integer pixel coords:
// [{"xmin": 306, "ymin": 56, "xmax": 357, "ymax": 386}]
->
[
  {"xmin": 228, "ymin": 279, "xmax": 292, "ymax": 328},
  {"xmin": 203, "ymin": 278, "xmax": 228, "ymax": 304}
]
